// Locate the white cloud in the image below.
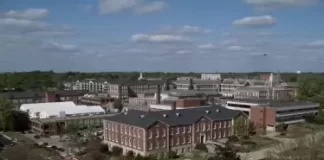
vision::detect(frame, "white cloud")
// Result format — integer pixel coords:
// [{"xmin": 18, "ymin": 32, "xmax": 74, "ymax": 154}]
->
[
  {"xmin": 308, "ymin": 40, "xmax": 324, "ymax": 48},
  {"xmin": 135, "ymin": 1, "xmax": 165, "ymax": 13},
  {"xmin": 232, "ymin": 15, "xmax": 277, "ymax": 28},
  {"xmin": 244, "ymin": 0, "xmax": 320, "ymax": 8},
  {"xmin": 176, "ymin": 50, "xmax": 190, "ymax": 54},
  {"xmin": 99, "ymin": 0, "xmax": 165, "ymax": 14},
  {"xmin": 4, "ymin": 8, "xmax": 49, "ymax": 20},
  {"xmin": 131, "ymin": 33, "xmax": 191, "ymax": 43},
  {"xmin": 42, "ymin": 41, "xmax": 80, "ymax": 52},
  {"xmin": 227, "ymin": 45, "xmax": 248, "ymax": 51},
  {"xmin": 178, "ymin": 25, "xmax": 211, "ymax": 34},
  {"xmin": 198, "ymin": 44, "xmax": 216, "ymax": 49}
]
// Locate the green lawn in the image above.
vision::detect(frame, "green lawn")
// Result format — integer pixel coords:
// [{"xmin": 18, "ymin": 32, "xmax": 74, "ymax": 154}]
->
[{"xmin": 0, "ymin": 132, "xmax": 61, "ymax": 160}]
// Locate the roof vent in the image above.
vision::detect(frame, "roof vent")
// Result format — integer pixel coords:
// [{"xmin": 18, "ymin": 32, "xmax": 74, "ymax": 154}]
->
[
  {"xmin": 205, "ymin": 110, "xmax": 210, "ymax": 114},
  {"xmin": 140, "ymin": 115, "xmax": 145, "ymax": 118},
  {"xmin": 216, "ymin": 109, "xmax": 220, "ymax": 113},
  {"xmin": 176, "ymin": 113, "xmax": 181, "ymax": 116},
  {"xmin": 163, "ymin": 114, "xmax": 168, "ymax": 117}
]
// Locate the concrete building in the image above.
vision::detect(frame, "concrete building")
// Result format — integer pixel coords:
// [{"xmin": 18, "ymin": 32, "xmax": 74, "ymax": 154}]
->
[
  {"xmin": 225, "ymin": 100, "xmax": 319, "ymax": 132},
  {"xmin": 201, "ymin": 73, "xmax": 221, "ymax": 80},
  {"xmin": 73, "ymin": 79, "xmax": 109, "ymax": 92},
  {"xmin": 0, "ymin": 90, "xmax": 87, "ymax": 108},
  {"xmin": 103, "ymin": 106, "xmax": 248, "ymax": 157},
  {"xmin": 173, "ymin": 79, "xmax": 220, "ymax": 91},
  {"xmin": 107, "ymin": 80, "xmax": 168, "ymax": 98},
  {"xmin": 234, "ymin": 86, "xmax": 295, "ymax": 101}
]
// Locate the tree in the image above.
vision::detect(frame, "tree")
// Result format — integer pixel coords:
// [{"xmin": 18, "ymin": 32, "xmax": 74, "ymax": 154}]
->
[
  {"xmin": 233, "ymin": 116, "xmax": 247, "ymax": 136},
  {"xmin": 111, "ymin": 146, "xmax": 123, "ymax": 156},
  {"xmin": 167, "ymin": 150, "xmax": 178, "ymax": 159},
  {"xmin": 0, "ymin": 96, "xmax": 14, "ymax": 131},
  {"xmin": 194, "ymin": 143, "xmax": 208, "ymax": 152},
  {"xmin": 208, "ymin": 144, "xmax": 241, "ymax": 160},
  {"xmin": 113, "ymin": 99, "xmax": 123, "ymax": 111}
]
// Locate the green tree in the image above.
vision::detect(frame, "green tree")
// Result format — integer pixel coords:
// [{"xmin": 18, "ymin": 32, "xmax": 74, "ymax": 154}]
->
[
  {"xmin": 113, "ymin": 99, "xmax": 123, "ymax": 111},
  {"xmin": 208, "ymin": 144, "xmax": 241, "ymax": 160},
  {"xmin": 233, "ymin": 116, "xmax": 247, "ymax": 136},
  {"xmin": 0, "ymin": 96, "xmax": 14, "ymax": 131}
]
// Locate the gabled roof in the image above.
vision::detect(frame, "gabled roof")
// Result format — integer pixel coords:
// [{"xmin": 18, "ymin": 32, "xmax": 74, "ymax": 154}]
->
[{"xmin": 105, "ymin": 105, "xmax": 242, "ymax": 128}]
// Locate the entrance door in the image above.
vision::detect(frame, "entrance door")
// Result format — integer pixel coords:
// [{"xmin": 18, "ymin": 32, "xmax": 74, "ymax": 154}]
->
[{"xmin": 200, "ymin": 135, "xmax": 205, "ymax": 143}]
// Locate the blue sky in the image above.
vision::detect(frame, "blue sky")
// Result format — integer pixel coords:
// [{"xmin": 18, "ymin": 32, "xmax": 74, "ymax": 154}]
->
[{"xmin": 1, "ymin": 0, "xmax": 324, "ymax": 72}]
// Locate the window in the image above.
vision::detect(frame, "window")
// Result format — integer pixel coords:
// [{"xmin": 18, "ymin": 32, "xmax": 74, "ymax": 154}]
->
[
  {"xmin": 213, "ymin": 122, "xmax": 216, "ymax": 129},
  {"xmin": 133, "ymin": 139, "xmax": 136, "ymax": 147},
  {"xmin": 228, "ymin": 121, "xmax": 231, "ymax": 128},
  {"xmin": 156, "ymin": 128, "xmax": 159, "ymax": 138},
  {"xmin": 171, "ymin": 138, "xmax": 174, "ymax": 146},
  {"xmin": 129, "ymin": 127, "xmax": 132, "ymax": 135},
  {"xmin": 182, "ymin": 126, "xmax": 186, "ymax": 133},
  {"xmin": 108, "ymin": 133, "xmax": 111, "ymax": 140},
  {"xmin": 207, "ymin": 123, "xmax": 210, "ymax": 130},
  {"xmin": 182, "ymin": 136, "xmax": 186, "ymax": 144},
  {"xmin": 149, "ymin": 131, "xmax": 152, "ymax": 138},
  {"xmin": 196, "ymin": 125, "xmax": 199, "ymax": 132},
  {"xmin": 177, "ymin": 127, "xmax": 180, "ymax": 134},
  {"xmin": 176, "ymin": 137, "xmax": 180, "ymax": 145},
  {"xmin": 202, "ymin": 123, "xmax": 206, "ymax": 131},
  {"xmin": 220, "ymin": 122, "xmax": 222, "ymax": 128},
  {"xmin": 112, "ymin": 124, "xmax": 114, "ymax": 131},
  {"xmin": 138, "ymin": 140, "xmax": 141, "ymax": 149},
  {"xmin": 188, "ymin": 135, "xmax": 191, "ymax": 143},
  {"xmin": 128, "ymin": 138, "xmax": 132, "ymax": 146},
  {"xmin": 121, "ymin": 135, "xmax": 124, "ymax": 144},
  {"xmin": 121, "ymin": 126, "xmax": 124, "ymax": 133},
  {"xmin": 115, "ymin": 124, "xmax": 118, "ymax": 132},
  {"xmin": 188, "ymin": 126, "xmax": 191, "ymax": 133},
  {"xmin": 170, "ymin": 128, "xmax": 174, "ymax": 135},
  {"xmin": 218, "ymin": 131, "xmax": 221, "ymax": 138},
  {"xmin": 162, "ymin": 129, "xmax": 166, "ymax": 137},
  {"xmin": 223, "ymin": 130, "xmax": 226, "ymax": 138},
  {"xmin": 138, "ymin": 130, "xmax": 141, "ymax": 138},
  {"xmin": 125, "ymin": 137, "xmax": 128, "ymax": 145},
  {"xmin": 149, "ymin": 142, "xmax": 152, "ymax": 150},
  {"xmin": 156, "ymin": 140, "xmax": 159, "ymax": 149},
  {"xmin": 133, "ymin": 128, "xmax": 137, "ymax": 137},
  {"xmin": 163, "ymin": 140, "xmax": 166, "ymax": 147},
  {"xmin": 125, "ymin": 126, "xmax": 128, "ymax": 134}
]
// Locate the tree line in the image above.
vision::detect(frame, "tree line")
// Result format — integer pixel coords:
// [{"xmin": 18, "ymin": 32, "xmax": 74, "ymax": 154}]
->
[{"xmin": 1, "ymin": 70, "xmax": 321, "ymax": 92}]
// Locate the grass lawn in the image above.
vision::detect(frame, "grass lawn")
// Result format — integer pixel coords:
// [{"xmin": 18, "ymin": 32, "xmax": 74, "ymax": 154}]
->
[
  {"xmin": 0, "ymin": 132, "xmax": 61, "ymax": 160},
  {"xmin": 276, "ymin": 123, "xmax": 324, "ymax": 138},
  {"xmin": 228, "ymin": 136, "xmax": 279, "ymax": 152}
]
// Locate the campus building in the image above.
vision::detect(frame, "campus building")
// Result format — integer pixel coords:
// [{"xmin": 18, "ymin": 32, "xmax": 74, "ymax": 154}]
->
[
  {"xmin": 103, "ymin": 106, "xmax": 248, "ymax": 157},
  {"xmin": 20, "ymin": 101, "xmax": 116, "ymax": 135},
  {"xmin": 225, "ymin": 100, "xmax": 320, "ymax": 132}
]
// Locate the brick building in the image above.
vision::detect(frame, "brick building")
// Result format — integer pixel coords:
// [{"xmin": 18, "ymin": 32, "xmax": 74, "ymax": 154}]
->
[
  {"xmin": 225, "ymin": 100, "xmax": 319, "ymax": 132},
  {"xmin": 103, "ymin": 106, "xmax": 248, "ymax": 157}
]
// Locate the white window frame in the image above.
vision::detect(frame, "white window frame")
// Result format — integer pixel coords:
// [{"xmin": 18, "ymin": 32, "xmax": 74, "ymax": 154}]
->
[
  {"xmin": 182, "ymin": 136, "xmax": 186, "ymax": 144},
  {"xmin": 188, "ymin": 126, "xmax": 191, "ymax": 133},
  {"xmin": 182, "ymin": 126, "xmax": 186, "ymax": 133},
  {"xmin": 133, "ymin": 128, "xmax": 137, "ymax": 137},
  {"xmin": 177, "ymin": 127, "xmax": 180, "ymax": 134},
  {"xmin": 162, "ymin": 129, "xmax": 166, "ymax": 137},
  {"xmin": 156, "ymin": 128, "xmax": 159, "ymax": 138},
  {"xmin": 176, "ymin": 137, "xmax": 180, "ymax": 145},
  {"xmin": 156, "ymin": 140, "xmax": 159, "ymax": 149},
  {"xmin": 149, "ymin": 131, "xmax": 152, "ymax": 139}
]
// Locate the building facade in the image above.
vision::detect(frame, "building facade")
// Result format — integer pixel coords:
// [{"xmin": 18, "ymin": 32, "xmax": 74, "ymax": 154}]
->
[
  {"xmin": 173, "ymin": 79, "xmax": 220, "ymax": 91},
  {"xmin": 233, "ymin": 86, "xmax": 295, "ymax": 101},
  {"xmin": 201, "ymin": 74, "xmax": 221, "ymax": 80},
  {"xmin": 225, "ymin": 100, "xmax": 319, "ymax": 132},
  {"xmin": 103, "ymin": 106, "xmax": 248, "ymax": 157},
  {"xmin": 73, "ymin": 79, "xmax": 109, "ymax": 92},
  {"xmin": 220, "ymin": 79, "xmax": 269, "ymax": 97}
]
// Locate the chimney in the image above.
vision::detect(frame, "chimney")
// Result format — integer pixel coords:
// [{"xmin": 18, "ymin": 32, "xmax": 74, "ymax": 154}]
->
[
  {"xmin": 156, "ymin": 85, "xmax": 161, "ymax": 104},
  {"xmin": 188, "ymin": 78, "xmax": 194, "ymax": 90},
  {"xmin": 118, "ymin": 85, "xmax": 122, "ymax": 99},
  {"xmin": 45, "ymin": 91, "xmax": 56, "ymax": 102}
]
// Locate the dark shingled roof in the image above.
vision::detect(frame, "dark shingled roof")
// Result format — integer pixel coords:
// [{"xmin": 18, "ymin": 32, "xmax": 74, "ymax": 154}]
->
[{"xmin": 105, "ymin": 105, "xmax": 242, "ymax": 128}]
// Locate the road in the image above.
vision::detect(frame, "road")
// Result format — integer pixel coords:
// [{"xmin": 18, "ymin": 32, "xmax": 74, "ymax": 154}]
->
[{"xmin": 239, "ymin": 132, "xmax": 324, "ymax": 160}]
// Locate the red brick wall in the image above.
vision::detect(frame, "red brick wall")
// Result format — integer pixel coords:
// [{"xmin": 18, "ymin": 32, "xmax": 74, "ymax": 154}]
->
[
  {"xmin": 250, "ymin": 106, "xmax": 276, "ymax": 133},
  {"xmin": 176, "ymin": 99, "xmax": 202, "ymax": 108},
  {"xmin": 45, "ymin": 91, "xmax": 56, "ymax": 102}
]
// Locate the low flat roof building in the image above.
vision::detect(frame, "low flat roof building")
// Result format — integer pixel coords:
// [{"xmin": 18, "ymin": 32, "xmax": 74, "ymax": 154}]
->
[{"xmin": 225, "ymin": 99, "xmax": 319, "ymax": 132}]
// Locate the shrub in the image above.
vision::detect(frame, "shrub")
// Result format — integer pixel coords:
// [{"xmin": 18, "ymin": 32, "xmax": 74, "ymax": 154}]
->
[
  {"xmin": 168, "ymin": 151, "xmax": 178, "ymax": 159},
  {"xmin": 111, "ymin": 146, "xmax": 123, "ymax": 156},
  {"xmin": 42, "ymin": 142, "xmax": 48, "ymax": 146},
  {"xmin": 228, "ymin": 135, "xmax": 239, "ymax": 142},
  {"xmin": 34, "ymin": 135, "xmax": 40, "ymax": 139},
  {"xmin": 58, "ymin": 148, "xmax": 65, "ymax": 152},
  {"xmin": 134, "ymin": 154, "xmax": 144, "ymax": 160},
  {"xmin": 33, "ymin": 143, "xmax": 39, "ymax": 147},
  {"xmin": 277, "ymin": 123, "xmax": 288, "ymax": 132},
  {"xmin": 99, "ymin": 144, "xmax": 109, "ymax": 154},
  {"xmin": 194, "ymin": 143, "xmax": 208, "ymax": 152},
  {"xmin": 242, "ymin": 135, "xmax": 250, "ymax": 140},
  {"xmin": 51, "ymin": 145, "xmax": 58, "ymax": 149},
  {"xmin": 125, "ymin": 151, "xmax": 135, "ymax": 160},
  {"xmin": 280, "ymin": 132, "xmax": 286, "ymax": 136}
]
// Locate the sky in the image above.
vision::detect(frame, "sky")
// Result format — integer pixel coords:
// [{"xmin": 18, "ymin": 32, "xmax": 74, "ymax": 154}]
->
[{"xmin": 0, "ymin": 0, "xmax": 324, "ymax": 72}]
